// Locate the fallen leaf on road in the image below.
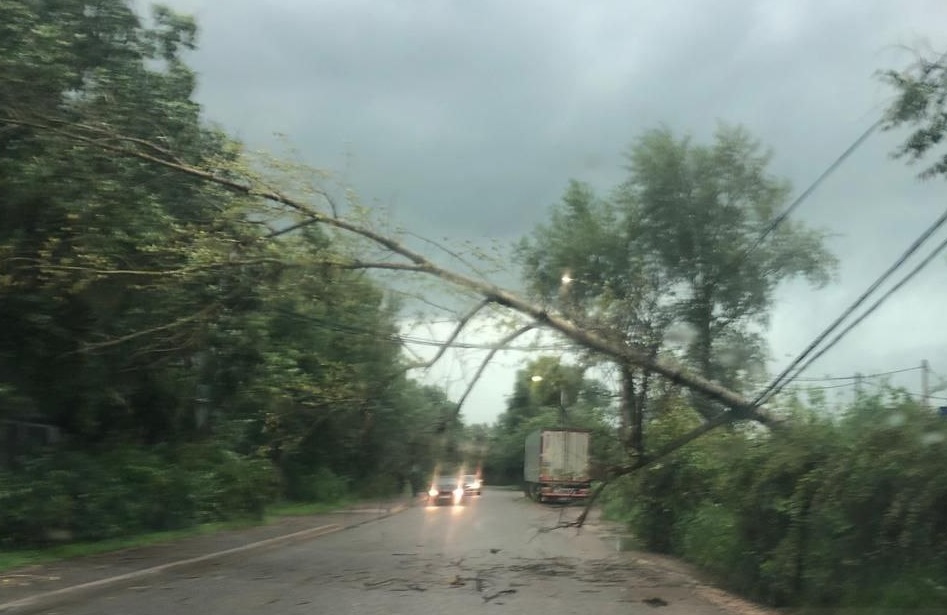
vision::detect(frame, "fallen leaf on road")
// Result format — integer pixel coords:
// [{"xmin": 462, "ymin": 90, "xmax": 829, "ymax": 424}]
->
[{"xmin": 643, "ymin": 597, "xmax": 668, "ymax": 607}]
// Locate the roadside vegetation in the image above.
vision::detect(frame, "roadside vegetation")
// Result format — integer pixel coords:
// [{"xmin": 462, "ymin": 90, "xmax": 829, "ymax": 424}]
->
[
  {"xmin": 0, "ymin": 0, "xmax": 457, "ymax": 551},
  {"xmin": 0, "ymin": 494, "xmax": 378, "ymax": 573},
  {"xmin": 480, "ymin": 362, "xmax": 947, "ymax": 612},
  {"xmin": 3, "ymin": 2, "xmax": 947, "ymax": 613},
  {"xmin": 600, "ymin": 389, "xmax": 947, "ymax": 612},
  {"xmin": 479, "ymin": 53, "xmax": 947, "ymax": 613}
]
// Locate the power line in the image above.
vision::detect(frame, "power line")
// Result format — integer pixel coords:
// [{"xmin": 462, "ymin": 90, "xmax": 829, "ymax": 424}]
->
[
  {"xmin": 736, "ymin": 118, "xmax": 882, "ymax": 266},
  {"xmin": 738, "ymin": 55, "xmax": 946, "ymax": 267},
  {"xmin": 898, "ymin": 391, "xmax": 947, "ymax": 403},
  {"xmin": 755, "ymin": 207, "xmax": 947, "ymax": 406},
  {"xmin": 786, "ymin": 381, "xmax": 856, "ymax": 391},
  {"xmin": 782, "ymin": 233, "xmax": 947, "ymax": 392},
  {"xmin": 272, "ymin": 307, "xmax": 573, "ymax": 352},
  {"xmin": 790, "ymin": 365, "xmax": 922, "ymax": 382}
]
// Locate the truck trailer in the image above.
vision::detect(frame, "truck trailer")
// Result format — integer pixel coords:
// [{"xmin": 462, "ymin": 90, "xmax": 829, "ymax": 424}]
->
[{"xmin": 523, "ymin": 428, "xmax": 591, "ymax": 503}]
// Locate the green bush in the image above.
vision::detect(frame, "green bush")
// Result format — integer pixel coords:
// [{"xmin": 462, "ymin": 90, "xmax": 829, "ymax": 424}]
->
[
  {"xmin": 677, "ymin": 502, "xmax": 742, "ymax": 578},
  {"xmin": 607, "ymin": 395, "xmax": 947, "ymax": 611},
  {"xmin": 0, "ymin": 444, "xmax": 281, "ymax": 548},
  {"xmin": 283, "ymin": 466, "xmax": 349, "ymax": 503},
  {"xmin": 351, "ymin": 472, "xmax": 399, "ymax": 499},
  {"xmin": 174, "ymin": 444, "xmax": 281, "ymax": 521},
  {"xmin": 0, "ymin": 465, "xmax": 73, "ymax": 546}
]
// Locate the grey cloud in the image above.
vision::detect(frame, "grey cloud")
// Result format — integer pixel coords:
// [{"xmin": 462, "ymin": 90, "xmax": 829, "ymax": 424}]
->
[{"xmin": 154, "ymin": 0, "xmax": 947, "ymax": 415}]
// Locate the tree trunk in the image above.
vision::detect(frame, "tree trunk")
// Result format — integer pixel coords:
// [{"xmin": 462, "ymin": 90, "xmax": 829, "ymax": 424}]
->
[
  {"xmin": 691, "ymin": 287, "xmax": 718, "ymax": 420},
  {"xmin": 618, "ymin": 365, "xmax": 632, "ymax": 444},
  {"xmin": 619, "ymin": 362, "xmax": 643, "ymax": 454}
]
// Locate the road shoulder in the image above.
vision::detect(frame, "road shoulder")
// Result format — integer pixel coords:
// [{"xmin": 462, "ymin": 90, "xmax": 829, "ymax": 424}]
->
[
  {"xmin": 0, "ymin": 496, "xmax": 416, "ymax": 614},
  {"xmin": 586, "ymin": 512, "xmax": 781, "ymax": 615}
]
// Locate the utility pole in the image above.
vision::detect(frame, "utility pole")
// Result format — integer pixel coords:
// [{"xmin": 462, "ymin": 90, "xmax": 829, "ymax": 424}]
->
[
  {"xmin": 922, "ymin": 359, "xmax": 930, "ymax": 409},
  {"xmin": 559, "ymin": 387, "xmax": 567, "ymax": 427}
]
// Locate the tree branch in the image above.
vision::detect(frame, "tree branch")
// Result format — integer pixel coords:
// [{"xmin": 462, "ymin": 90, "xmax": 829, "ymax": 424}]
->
[
  {"xmin": 329, "ymin": 260, "xmax": 432, "ymax": 273},
  {"xmin": 546, "ymin": 407, "xmax": 746, "ymax": 531},
  {"xmin": 64, "ymin": 305, "xmax": 216, "ymax": 356},
  {"xmin": 6, "ymin": 257, "xmax": 288, "ymax": 278},
  {"xmin": 403, "ymin": 298, "xmax": 492, "ymax": 371},
  {"xmin": 452, "ymin": 322, "xmax": 537, "ymax": 419},
  {"xmin": 401, "ymin": 230, "xmax": 495, "ymax": 282},
  {"xmin": 266, "ymin": 218, "xmax": 320, "ymax": 238},
  {"xmin": 1, "ymin": 113, "xmax": 779, "ymax": 424}
]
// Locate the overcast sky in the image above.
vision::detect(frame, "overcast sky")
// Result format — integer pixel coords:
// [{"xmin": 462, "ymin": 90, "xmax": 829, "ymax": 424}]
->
[{"xmin": 155, "ymin": 0, "xmax": 947, "ymax": 423}]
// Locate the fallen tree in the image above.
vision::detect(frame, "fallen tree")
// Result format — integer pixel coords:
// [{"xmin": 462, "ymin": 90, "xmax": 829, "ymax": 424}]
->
[{"xmin": 0, "ymin": 110, "xmax": 787, "ymax": 507}]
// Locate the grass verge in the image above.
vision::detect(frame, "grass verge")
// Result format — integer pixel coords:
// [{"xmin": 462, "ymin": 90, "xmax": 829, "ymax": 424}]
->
[
  {"xmin": 0, "ymin": 497, "xmax": 372, "ymax": 574},
  {"xmin": 265, "ymin": 499, "xmax": 356, "ymax": 517},
  {"xmin": 0, "ymin": 520, "xmax": 254, "ymax": 573}
]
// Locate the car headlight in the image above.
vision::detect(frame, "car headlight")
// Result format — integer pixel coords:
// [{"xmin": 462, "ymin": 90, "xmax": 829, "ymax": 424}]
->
[
  {"xmin": 428, "ymin": 488, "xmax": 438, "ymax": 497},
  {"xmin": 471, "ymin": 480, "xmax": 481, "ymax": 489}
]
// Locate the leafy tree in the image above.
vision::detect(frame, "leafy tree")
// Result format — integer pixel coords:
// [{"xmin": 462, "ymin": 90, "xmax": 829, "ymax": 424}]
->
[
  {"xmin": 517, "ymin": 181, "xmax": 671, "ymax": 451},
  {"xmin": 4, "ymin": 5, "xmax": 847, "ymax": 561},
  {"xmin": 519, "ymin": 125, "xmax": 836, "ymax": 445},
  {"xmin": 486, "ymin": 356, "xmax": 620, "ymax": 484},
  {"xmin": 498, "ymin": 356, "xmax": 585, "ymax": 431},
  {"xmin": 607, "ymin": 389, "xmax": 947, "ymax": 610},
  {"xmin": 882, "ymin": 52, "xmax": 947, "ymax": 179},
  {"xmin": 0, "ymin": 1, "xmax": 460, "ymax": 528},
  {"xmin": 620, "ymin": 126, "xmax": 829, "ymax": 382},
  {"xmin": 0, "ymin": 0, "xmax": 264, "ymax": 442}
]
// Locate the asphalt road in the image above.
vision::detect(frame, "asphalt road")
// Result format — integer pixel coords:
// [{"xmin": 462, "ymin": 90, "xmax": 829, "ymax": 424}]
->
[{"xmin": 53, "ymin": 488, "xmax": 741, "ymax": 615}]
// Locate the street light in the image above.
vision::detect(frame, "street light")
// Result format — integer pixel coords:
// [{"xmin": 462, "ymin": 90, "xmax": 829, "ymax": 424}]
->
[{"xmin": 530, "ymin": 373, "xmax": 569, "ymax": 427}]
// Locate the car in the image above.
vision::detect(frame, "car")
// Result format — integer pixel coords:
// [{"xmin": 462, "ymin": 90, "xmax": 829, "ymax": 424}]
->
[
  {"xmin": 427, "ymin": 475, "xmax": 465, "ymax": 505},
  {"xmin": 462, "ymin": 474, "xmax": 482, "ymax": 496}
]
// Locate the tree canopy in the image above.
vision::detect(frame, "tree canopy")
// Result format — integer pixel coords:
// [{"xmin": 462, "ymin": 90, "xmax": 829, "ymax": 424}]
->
[
  {"xmin": 517, "ymin": 125, "xmax": 837, "ymax": 450},
  {"xmin": 882, "ymin": 52, "xmax": 947, "ymax": 179},
  {"xmin": 0, "ymin": 0, "xmax": 460, "ymax": 542},
  {"xmin": 5, "ymin": 12, "xmax": 945, "ymax": 615}
]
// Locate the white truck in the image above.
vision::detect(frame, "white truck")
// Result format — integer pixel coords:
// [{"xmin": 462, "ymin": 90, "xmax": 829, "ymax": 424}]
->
[{"xmin": 523, "ymin": 428, "xmax": 591, "ymax": 503}]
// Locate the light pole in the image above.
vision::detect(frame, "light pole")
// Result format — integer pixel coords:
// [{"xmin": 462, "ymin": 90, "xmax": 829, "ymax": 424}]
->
[{"xmin": 530, "ymin": 374, "xmax": 568, "ymax": 426}]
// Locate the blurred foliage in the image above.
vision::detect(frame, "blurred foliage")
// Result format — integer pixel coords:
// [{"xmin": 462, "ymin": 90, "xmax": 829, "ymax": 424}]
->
[
  {"xmin": 517, "ymin": 128, "xmax": 836, "ymax": 408},
  {"xmin": 4, "ymin": 8, "xmax": 945, "ymax": 615},
  {"xmin": 602, "ymin": 389, "xmax": 947, "ymax": 611},
  {"xmin": 480, "ymin": 356, "xmax": 621, "ymax": 486},
  {"xmin": 882, "ymin": 52, "xmax": 947, "ymax": 180},
  {"xmin": 0, "ymin": 444, "xmax": 279, "ymax": 547},
  {"xmin": 0, "ymin": 0, "xmax": 459, "ymax": 548}
]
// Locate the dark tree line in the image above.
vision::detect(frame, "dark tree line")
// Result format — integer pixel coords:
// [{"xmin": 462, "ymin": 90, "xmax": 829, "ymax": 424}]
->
[
  {"xmin": 3, "ymin": 4, "xmax": 947, "ymax": 612},
  {"xmin": 0, "ymin": 0, "xmax": 458, "ymax": 545}
]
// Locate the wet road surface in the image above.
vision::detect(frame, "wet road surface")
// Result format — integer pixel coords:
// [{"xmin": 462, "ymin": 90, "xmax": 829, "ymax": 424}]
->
[{"xmin": 54, "ymin": 488, "xmax": 747, "ymax": 614}]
